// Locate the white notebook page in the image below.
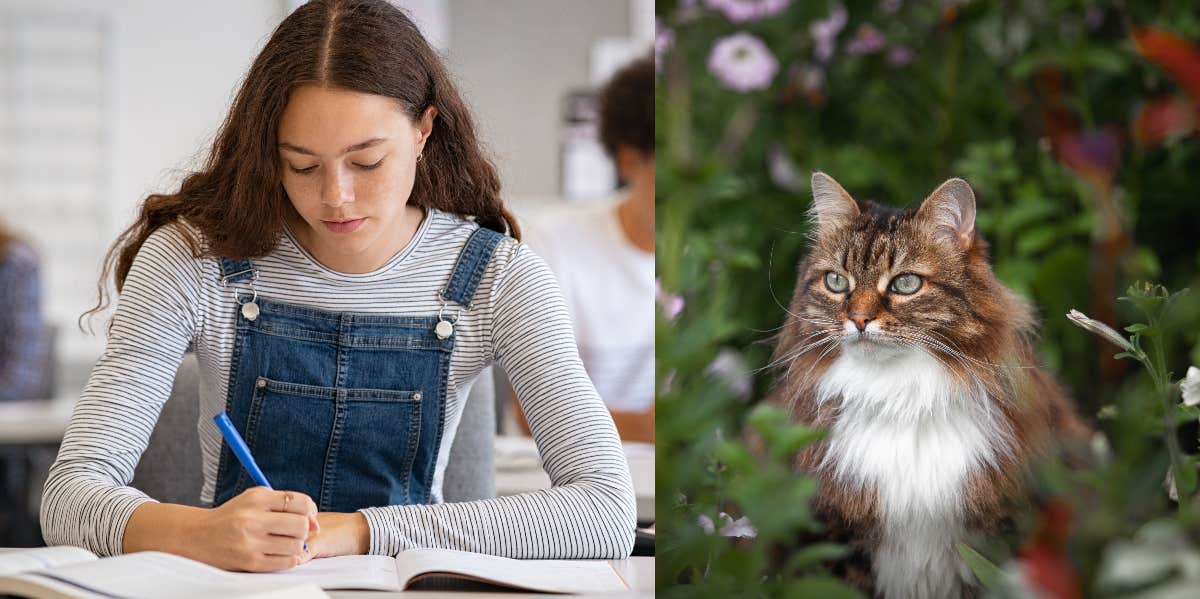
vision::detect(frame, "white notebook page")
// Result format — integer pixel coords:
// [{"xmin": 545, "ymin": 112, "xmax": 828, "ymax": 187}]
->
[
  {"xmin": 0, "ymin": 546, "xmax": 96, "ymax": 576},
  {"xmin": 394, "ymin": 549, "xmax": 628, "ymax": 594}
]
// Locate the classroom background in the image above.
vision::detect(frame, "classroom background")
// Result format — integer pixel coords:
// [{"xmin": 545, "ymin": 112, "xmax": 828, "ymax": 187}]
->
[{"xmin": 0, "ymin": 0, "xmax": 654, "ymax": 548}]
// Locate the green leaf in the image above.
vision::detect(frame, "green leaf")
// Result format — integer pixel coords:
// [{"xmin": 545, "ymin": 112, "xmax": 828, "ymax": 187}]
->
[
  {"xmin": 1015, "ymin": 227, "xmax": 1058, "ymax": 256},
  {"xmin": 1175, "ymin": 404, "xmax": 1200, "ymax": 426},
  {"xmin": 1077, "ymin": 46, "xmax": 1129, "ymax": 73},
  {"xmin": 746, "ymin": 405, "xmax": 828, "ymax": 457},
  {"xmin": 781, "ymin": 577, "xmax": 868, "ymax": 599},
  {"xmin": 784, "ymin": 543, "xmax": 852, "ymax": 572},
  {"xmin": 1175, "ymin": 460, "xmax": 1198, "ymax": 497},
  {"xmin": 956, "ymin": 543, "xmax": 1005, "ymax": 591},
  {"xmin": 1125, "ymin": 324, "xmax": 1151, "ymax": 333}
]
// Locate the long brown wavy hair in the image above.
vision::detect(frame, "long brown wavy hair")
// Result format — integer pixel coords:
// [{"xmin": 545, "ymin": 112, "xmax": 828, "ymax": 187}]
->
[
  {"xmin": 0, "ymin": 220, "xmax": 17, "ymax": 259},
  {"xmin": 85, "ymin": 0, "xmax": 518, "ymax": 325}
]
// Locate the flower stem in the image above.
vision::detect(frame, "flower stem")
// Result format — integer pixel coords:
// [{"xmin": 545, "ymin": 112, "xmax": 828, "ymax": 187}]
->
[{"xmin": 1147, "ymin": 317, "xmax": 1192, "ymax": 511}]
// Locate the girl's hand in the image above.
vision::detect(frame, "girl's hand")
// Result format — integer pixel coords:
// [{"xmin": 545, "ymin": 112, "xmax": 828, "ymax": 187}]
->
[
  {"xmin": 183, "ymin": 487, "xmax": 319, "ymax": 572},
  {"xmin": 300, "ymin": 512, "xmax": 370, "ymax": 562}
]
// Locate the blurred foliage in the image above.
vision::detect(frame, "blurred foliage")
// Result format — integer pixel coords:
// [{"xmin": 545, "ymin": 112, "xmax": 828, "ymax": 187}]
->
[{"xmin": 656, "ymin": 0, "xmax": 1200, "ymax": 597}]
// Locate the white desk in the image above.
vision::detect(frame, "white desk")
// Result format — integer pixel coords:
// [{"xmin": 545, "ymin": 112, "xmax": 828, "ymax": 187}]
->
[
  {"xmin": 329, "ymin": 556, "xmax": 654, "ymax": 598},
  {"xmin": 494, "ymin": 437, "xmax": 655, "ymax": 522},
  {"xmin": 0, "ymin": 396, "xmax": 75, "ymax": 444}
]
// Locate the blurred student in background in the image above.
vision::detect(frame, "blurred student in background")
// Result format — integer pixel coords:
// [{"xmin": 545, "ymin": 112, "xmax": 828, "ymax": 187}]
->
[
  {"xmin": 517, "ymin": 54, "xmax": 655, "ymax": 443},
  {"xmin": 0, "ymin": 218, "xmax": 50, "ymax": 401}
]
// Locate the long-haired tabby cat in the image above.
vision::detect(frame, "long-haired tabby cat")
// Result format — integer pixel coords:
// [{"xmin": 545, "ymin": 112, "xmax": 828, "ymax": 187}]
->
[{"xmin": 768, "ymin": 172, "xmax": 1087, "ymax": 598}]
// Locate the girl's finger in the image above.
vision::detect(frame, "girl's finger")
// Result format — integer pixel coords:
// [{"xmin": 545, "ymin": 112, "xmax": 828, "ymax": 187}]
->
[
  {"xmin": 262, "ymin": 512, "xmax": 310, "ymax": 539},
  {"xmin": 260, "ymin": 534, "xmax": 307, "ymax": 558},
  {"xmin": 268, "ymin": 490, "xmax": 317, "ymax": 517}
]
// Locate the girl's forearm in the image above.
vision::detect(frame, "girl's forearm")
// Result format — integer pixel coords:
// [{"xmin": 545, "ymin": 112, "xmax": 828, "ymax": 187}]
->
[{"xmin": 122, "ymin": 501, "xmax": 205, "ymax": 556}]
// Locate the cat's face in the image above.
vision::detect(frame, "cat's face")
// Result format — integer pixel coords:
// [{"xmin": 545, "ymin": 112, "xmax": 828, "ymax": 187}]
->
[{"xmin": 790, "ymin": 173, "xmax": 991, "ymax": 364}]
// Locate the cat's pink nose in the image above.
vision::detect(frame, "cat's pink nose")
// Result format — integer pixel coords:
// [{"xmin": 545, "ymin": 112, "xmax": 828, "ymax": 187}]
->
[{"xmin": 850, "ymin": 312, "xmax": 873, "ymax": 331}]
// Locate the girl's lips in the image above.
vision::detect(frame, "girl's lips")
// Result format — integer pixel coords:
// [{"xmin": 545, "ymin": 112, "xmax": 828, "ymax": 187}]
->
[{"xmin": 322, "ymin": 218, "xmax": 365, "ymax": 233}]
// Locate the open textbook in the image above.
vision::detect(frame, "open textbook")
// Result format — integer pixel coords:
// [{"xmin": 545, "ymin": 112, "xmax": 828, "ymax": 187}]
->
[
  {"xmin": 237, "ymin": 548, "xmax": 631, "ymax": 594},
  {"xmin": 0, "ymin": 546, "xmax": 328, "ymax": 599}
]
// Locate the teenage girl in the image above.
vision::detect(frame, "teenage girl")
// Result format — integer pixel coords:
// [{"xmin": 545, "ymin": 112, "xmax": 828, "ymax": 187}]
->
[{"xmin": 41, "ymin": 0, "xmax": 635, "ymax": 572}]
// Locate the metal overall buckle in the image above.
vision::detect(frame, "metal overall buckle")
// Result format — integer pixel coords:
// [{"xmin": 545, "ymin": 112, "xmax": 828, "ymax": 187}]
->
[
  {"xmin": 222, "ymin": 268, "xmax": 260, "ymax": 321},
  {"xmin": 435, "ymin": 301, "xmax": 459, "ymax": 340}
]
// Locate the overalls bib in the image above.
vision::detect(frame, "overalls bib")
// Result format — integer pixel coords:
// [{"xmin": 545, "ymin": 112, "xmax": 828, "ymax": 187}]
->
[{"xmin": 211, "ymin": 227, "xmax": 504, "ymax": 513}]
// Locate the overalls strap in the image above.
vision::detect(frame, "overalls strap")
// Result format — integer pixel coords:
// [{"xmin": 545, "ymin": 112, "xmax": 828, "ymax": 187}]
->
[
  {"xmin": 218, "ymin": 258, "xmax": 257, "ymax": 286},
  {"xmin": 440, "ymin": 227, "xmax": 505, "ymax": 308}
]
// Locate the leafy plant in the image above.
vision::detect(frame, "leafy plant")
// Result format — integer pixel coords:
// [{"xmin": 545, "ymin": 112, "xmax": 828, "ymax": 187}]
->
[{"xmin": 656, "ymin": 0, "xmax": 1200, "ymax": 596}]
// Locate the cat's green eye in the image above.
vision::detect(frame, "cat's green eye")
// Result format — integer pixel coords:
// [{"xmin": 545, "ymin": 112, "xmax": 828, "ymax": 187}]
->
[
  {"xmin": 889, "ymin": 273, "xmax": 923, "ymax": 295},
  {"xmin": 824, "ymin": 272, "xmax": 849, "ymax": 293}
]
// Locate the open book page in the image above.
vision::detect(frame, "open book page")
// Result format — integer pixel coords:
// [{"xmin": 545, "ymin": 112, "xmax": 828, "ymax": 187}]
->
[
  {"xmin": 17, "ymin": 552, "xmax": 328, "ymax": 599},
  {"xmin": 0, "ymin": 547, "xmax": 97, "ymax": 576},
  {"xmin": 232, "ymin": 554, "xmax": 401, "ymax": 591},
  {"xmin": 394, "ymin": 549, "xmax": 629, "ymax": 594}
]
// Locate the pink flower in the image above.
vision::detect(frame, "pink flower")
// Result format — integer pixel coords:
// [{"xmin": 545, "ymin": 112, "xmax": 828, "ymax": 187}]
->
[
  {"xmin": 655, "ymin": 20, "xmax": 674, "ymax": 72},
  {"xmin": 887, "ymin": 45, "xmax": 914, "ymax": 66},
  {"xmin": 768, "ymin": 144, "xmax": 804, "ymax": 192},
  {"xmin": 698, "ymin": 512, "xmax": 758, "ymax": 537},
  {"xmin": 845, "ymin": 24, "xmax": 886, "ymax": 55},
  {"xmin": 703, "ymin": 0, "xmax": 790, "ymax": 23},
  {"xmin": 1052, "ymin": 128, "xmax": 1121, "ymax": 186},
  {"xmin": 809, "ymin": 5, "xmax": 848, "ymax": 63},
  {"xmin": 656, "ymin": 278, "xmax": 686, "ymax": 320},
  {"xmin": 705, "ymin": 348, "xmax": 754, "ymax": 401},
  {"xmin": 708, "ymin": 32, "xmax": 779, "ymax": 92}
]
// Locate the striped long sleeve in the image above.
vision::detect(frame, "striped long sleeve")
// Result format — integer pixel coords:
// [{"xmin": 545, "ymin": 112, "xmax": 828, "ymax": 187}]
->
[{"xmin": 41, "ymin": 225, "xmax": 202, "ymax": 556}]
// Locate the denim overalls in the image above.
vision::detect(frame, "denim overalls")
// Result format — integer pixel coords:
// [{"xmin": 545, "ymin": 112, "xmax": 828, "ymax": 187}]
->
[{"xmin": 211, "ymin": 227, "xmax": 504, "ymax": 513}]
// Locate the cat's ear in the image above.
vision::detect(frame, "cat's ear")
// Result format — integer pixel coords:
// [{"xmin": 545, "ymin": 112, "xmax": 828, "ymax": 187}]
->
[
  {"xmin": 917, "ymin": 178, "xmax": 976, "ymax": 251},
  {"xmin": 809, "ymin": 172, "xmax": 860, "ymax": 236}
]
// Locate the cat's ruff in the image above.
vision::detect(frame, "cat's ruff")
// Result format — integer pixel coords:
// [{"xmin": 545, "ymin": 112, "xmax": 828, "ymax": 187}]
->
[{"xmin": 815, "ymin": 346, "xmax": 1013, "ymax": 599}]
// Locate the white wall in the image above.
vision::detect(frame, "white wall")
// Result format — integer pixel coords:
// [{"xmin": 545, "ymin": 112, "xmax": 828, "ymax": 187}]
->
[{"xmin": 445, "ymin": 0, "xmax": 632, "ymax": 206}]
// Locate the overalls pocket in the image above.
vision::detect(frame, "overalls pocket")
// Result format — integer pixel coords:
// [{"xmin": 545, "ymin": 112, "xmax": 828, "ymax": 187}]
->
[{"xmin": 240, "ymin": 377, "xmax": 423, "ymax": 512}]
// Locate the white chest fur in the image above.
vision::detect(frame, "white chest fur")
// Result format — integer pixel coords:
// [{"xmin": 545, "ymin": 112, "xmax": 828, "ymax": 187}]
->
[{"xmin": 815, "ymin": 348, "xmax": 1011, "ymax": 599}]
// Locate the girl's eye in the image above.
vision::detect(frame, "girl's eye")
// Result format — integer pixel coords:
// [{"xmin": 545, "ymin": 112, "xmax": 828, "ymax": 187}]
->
[
  {"xmin": 824, "ymin": 272, "xmax": 849, "ymax": 293},
  {"xmin": 289, "ymin": 164, "xmax": 318, "ymax": 175},
  {"xmin": 889, "ymin": 273, "xmax": 923, "ymax": 295},
  {"xmin": 354, "ymin": 158, "xmax": 385, "ymax": 170}
]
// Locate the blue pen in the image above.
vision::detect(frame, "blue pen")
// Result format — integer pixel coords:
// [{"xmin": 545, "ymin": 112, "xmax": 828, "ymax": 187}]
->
[{"xmin": 214, "ymin": 411, "xmax": 307, "ymax": 551}]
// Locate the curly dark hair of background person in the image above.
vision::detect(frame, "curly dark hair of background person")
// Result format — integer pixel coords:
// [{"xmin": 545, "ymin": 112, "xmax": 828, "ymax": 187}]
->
[{"xmin": 599, "ymin": 53, "xmax": 653, "ymax": 158}]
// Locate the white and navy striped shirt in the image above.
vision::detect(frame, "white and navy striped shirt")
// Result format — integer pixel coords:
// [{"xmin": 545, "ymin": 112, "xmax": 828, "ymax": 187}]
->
[{"xmin": 41, "ymin": 208, "xmax": 636, "ymax": 559}]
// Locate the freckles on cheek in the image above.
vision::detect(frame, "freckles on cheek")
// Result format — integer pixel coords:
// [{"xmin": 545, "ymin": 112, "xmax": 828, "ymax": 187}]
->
[{"xmin": 282, "ymin": 179, "xmax": 317, "ymax": 210}]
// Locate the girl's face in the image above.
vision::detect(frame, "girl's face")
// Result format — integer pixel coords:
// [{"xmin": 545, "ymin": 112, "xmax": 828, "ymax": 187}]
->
[{"xmin": 277, "ymin": 85, "xmax": 435, "ymax": 273}]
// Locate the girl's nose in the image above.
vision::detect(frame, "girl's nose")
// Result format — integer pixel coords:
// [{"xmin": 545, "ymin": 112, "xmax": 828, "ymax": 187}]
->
[{"xmin": 321, "ymin": 167, "xmax": 354, "ymax": 207}]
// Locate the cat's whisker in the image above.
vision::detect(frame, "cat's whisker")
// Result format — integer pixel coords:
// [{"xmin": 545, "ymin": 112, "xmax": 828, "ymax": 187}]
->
[
  {"xmin": 766, "ymin": 240, "xmax": 808, "ymax": 324},
  {"xmin": 887, "ymin": 331, "xmax": 982, "ymax": 377},
  {"xmin": 889, "ymin": 327, "xmax": 1034, "ymax": 371},
  {"xmin": 763, "ymin": 330, "xmax": 841, "ymax": 374},
  {"xmin": 780, "ymin": 335, "xmax": 842, "ymax": 386},
  {"xmin": 917, "ymin": 327, "xmax": 1035, "ymax": 372},
  {"xmin": 885, "ymin": 331, "xmax": 1015, "ymax": 400},
  {"xmin": 886, "ymin": 336, "xmax": 975, "ymax": 391},
  {"xmin": 795, "ymin": 335, "xmax": 844, "ymax": 395}
]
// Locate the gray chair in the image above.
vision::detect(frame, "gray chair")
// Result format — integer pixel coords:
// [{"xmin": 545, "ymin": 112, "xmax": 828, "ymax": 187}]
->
[{"xmin": 131, "ymin": 354, "xmax": 495, "ymax": 506}]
